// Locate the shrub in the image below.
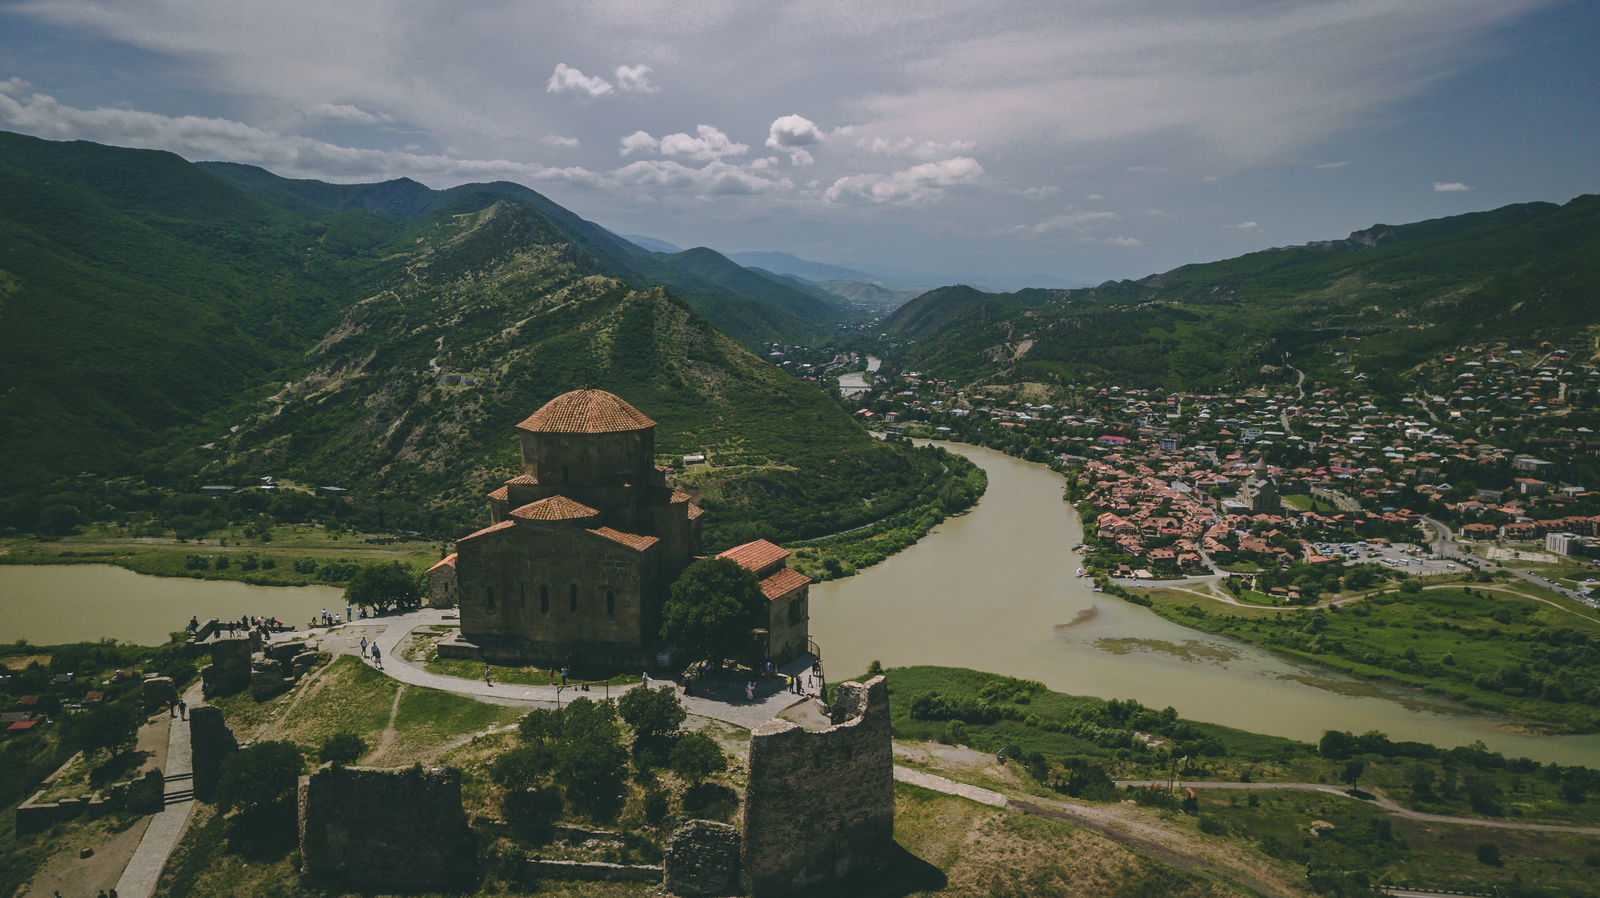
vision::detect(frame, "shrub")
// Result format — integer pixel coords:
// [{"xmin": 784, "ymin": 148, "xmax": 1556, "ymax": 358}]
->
[
  {"xmin": 618, "ymin": 686, "xmax": 686, "ymax": 740},
  {"xmin": 669, "ymin": 732, "xmax": 727, "ymax": 786},
  {"xmin": 319, "ymin": 731, "xmax": 366, "ymax": 767},
  {"xmin": 1475, "ymin": 842, "xmax": 1501, "ymax": 866}
]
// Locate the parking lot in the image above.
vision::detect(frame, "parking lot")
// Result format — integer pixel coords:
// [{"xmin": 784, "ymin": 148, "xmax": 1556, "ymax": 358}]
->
[{"xmin": 1311, "ymin": 541, "xmax": 1460, "ymax": 576}]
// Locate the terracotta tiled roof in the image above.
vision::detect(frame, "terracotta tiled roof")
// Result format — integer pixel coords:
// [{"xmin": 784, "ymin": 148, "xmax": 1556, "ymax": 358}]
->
[
  {"xmin": 587, "ymin": 527, "xmax": 660, "ymax": 551},
  {"xmin": 670, "ymin": 490, "xmax": 693, "ymax": 504},
  {"xmin": 516, "ymin": 389, "xmax": 656, "ymax": 434},
  {"xmin": 458, "ymin": 520, "xmax": 516, "ymax": 543},
  {"xmin": 758, "ymin": 567, "xmax": 811, "ymax": 601},
  {"xmin": 687, "ymin": 505, "xmax": 706, "ymax": 520},
  {"xmin": 718, "ymin": 539, "xmax": 790, "ymax": 572},
  {"xmin": 487, "ymin": 486, "xmax": 509, "ymax": 501},
  {"xmin": 427, "ymin": 553, "xmax": 458, "ymax": 573},
  {"xmin": 507, "ymin": 474, "xmax": 539, "ymax": 484},
  {"xmin": 511, "ymin": 495, "xmax": 601, "ymax": 521}
]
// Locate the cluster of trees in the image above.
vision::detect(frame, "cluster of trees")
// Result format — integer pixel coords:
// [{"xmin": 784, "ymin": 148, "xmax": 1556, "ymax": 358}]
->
[{"xmin": 490, "ymin": 687, "xmax": 727, "ymax": 827}]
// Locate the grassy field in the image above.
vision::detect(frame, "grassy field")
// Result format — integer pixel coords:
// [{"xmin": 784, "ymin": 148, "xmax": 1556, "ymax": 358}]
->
[{"xmin": 1144, "ymin": 584, "xmax": 1600, "ymax": 733}]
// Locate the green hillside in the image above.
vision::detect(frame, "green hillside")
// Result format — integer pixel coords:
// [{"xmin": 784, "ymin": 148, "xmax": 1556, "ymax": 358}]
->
[
  {"xmin": 0, "ymin": 131, "xmax": 939, "ymax": 547},
  {"xmin": 198, "ymin": 163, "xmax": 851, "ymax": 345},
  {"xmin": 883, "ymin": 195, "xmax": 1600, "ymax": 390}
]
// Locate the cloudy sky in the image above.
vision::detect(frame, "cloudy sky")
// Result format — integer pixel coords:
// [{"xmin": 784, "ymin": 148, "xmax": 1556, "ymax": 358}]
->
[{"xmin": 2, "ymin": 0, "xmax": 1595, "ymax": 285}]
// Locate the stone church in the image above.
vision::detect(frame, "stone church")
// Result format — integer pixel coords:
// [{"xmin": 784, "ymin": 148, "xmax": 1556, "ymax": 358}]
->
[
  {"xmin": 438, "ymin": 389, "xmax": 810, "ymax": 667},
  {"xmin": 1236, "ymin": 456, "xmax": 1282, "ymax": 514}
]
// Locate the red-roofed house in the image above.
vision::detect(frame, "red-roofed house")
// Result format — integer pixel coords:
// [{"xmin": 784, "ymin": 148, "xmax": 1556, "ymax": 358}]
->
[
  {"xmin": 426, "ymin": 553, "xmax": 458, "ymax": 608},
  {"xmin": 718, "ymin": 540, "xmax": 814, "ymax": 664}
]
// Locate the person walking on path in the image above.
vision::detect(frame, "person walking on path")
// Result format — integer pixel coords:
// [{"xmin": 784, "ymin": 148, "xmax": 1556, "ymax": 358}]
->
[
  {"xmin": 360, "ymin": 636, "xmax": 368, "ymax": 654},
  {"xmin": 372, "ymin": 645, "xmax": 382, "ymax": 668},
  {"xmin": 642, "ymin": 671, "xmax": 651, "ymax": 689},
  {"xmin": 484, "ymin": 665, "xmax": 493, "ymax": 687},
  {"xmin": 178, "ymin": 699, "xmax": 187, "ymax": 721},
  {"xmin": 745, "ymin": 680, "xmax": 755, "ymax": 702}
]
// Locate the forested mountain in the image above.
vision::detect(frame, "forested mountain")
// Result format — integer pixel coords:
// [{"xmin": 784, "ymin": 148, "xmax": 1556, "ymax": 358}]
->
[
  {"xmin": 0, "ymin": 132, "xmax": 930, "ymax": 545},
  {"xmin": 883, "ymin": 195, "xmax": 1600, "ymax": 391}
]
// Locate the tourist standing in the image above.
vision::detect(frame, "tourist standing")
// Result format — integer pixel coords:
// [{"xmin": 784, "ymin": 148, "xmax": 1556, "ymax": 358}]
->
[
  {"xmin": 484, "ymin": 665, "xmax": 493, "ymax": 687},
  {"xmin": 745, "ymin": 680, "xmax": 755, "ymax": 702}
]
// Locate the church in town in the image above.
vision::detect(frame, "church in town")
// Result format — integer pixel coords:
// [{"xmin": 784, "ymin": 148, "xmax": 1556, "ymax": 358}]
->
[{"xmin": 434, "ymin": 389, "xmax": 811, "ymax": 667}]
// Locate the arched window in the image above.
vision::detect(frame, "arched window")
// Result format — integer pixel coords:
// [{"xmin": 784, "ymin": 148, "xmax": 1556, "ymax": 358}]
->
[
  {"xmin": 605, "ymin": 588, "xmax": 616, "ymax": 619},
  {"xmin": 569, "ymin": 584, "xmax": 579, "ymax": 613},
  {"xmin": 485, "ymin": 585, "xmax": 496, "ymax": 613},
  {"xmin": 539, "ymin": 584, "xmax": 549, "ymax": 614}
]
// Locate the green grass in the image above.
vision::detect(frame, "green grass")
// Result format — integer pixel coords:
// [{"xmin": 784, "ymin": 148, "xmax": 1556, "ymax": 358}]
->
[
  {"xmin": 391, "ymin": 686, "xmax": 523, "ymax": 745},
  {"xmin": 422, "ymin": 656, "xmax": 641, "ymax": 688},
  {"xmin": 1146, "ymin": 585, "xmax": 1600, "ymax": 733}
]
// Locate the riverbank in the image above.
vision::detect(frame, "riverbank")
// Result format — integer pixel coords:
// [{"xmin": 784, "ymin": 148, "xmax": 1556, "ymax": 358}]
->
[{"xmin": 808, "ymin": 441, "xmax": 1600, "ymax": 765}]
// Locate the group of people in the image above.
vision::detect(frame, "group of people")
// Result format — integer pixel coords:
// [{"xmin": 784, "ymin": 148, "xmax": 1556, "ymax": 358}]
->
[
  {"xmin": 186, "ymin": 614, "xmax": 282, "ymax": 641},
  {"xmin": 358, "ymin": 635, "xmax": 383, "ymax": 668}
]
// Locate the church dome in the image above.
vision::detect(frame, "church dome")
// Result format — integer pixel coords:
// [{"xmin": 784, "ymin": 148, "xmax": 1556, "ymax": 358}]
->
[{"xmin": 516, "ymin": 389, "xmax": 656, "ymax": 434}]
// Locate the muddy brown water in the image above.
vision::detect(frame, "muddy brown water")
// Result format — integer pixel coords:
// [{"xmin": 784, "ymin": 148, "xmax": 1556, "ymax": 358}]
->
[
  {"xmin": 0, "ymin": 564, "xmax": 346, "ymax": 646},
  {"xmin": 810, "ymin": 442, "xmax": 1600, "ymax": 766}
]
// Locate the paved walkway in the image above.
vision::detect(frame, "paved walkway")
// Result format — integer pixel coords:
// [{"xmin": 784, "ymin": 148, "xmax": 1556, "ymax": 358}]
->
[
  {"xmin": 1115, "ymin": 780, "xmax": 1600, "ymax": 835},
  {"xmin": 113, "ymin": 681, "xmax": 203, "ymax": 898},
  {"xmin": 312, "ymin": 609, "xmax": 817, "ymax": 730},
  {"xmin": 893, "ymin": 766, "xmax": 1007, "ymax": 807}
]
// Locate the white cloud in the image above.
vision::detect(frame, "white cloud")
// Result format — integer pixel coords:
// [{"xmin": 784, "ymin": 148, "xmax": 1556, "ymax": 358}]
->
[
  {"xmin": 542, "ymin": 134, "xmax": 579, "ymax": 147},
  {"xmin": 1226, "ymin": 221, "xmax": 1260, "ymax": 229},
  {"xmin": 1013, "ymin": 185, "xmax": 1059, "ymax": 198},
  {"xmin": 826, "ymin": 156, "xmax": 984, "ymax": 204},
  {"xmin": 614, "ymin": 64, "xmax": 658, "ymax": 95},
  {"xmin": 619, "ymin": 130, "xmax": 658, "ymax": 156},
  {"xmin": 1315, "ymin": 160, "xmax": 1349, "ymax": 169},
  {"xmin": 304, "ymin": 102, "xmax": 382, "ymax": 125},
  {"xmin": 658, "ymin": 125, "xmax": 747, "ymax": 161},
  {"xmin": 860, "ymin": 136, "xmax": 978, "ymax": 161},
  {"xmin": 1433, "ymin": 181, "xmax": 1472, "ymax": 192},
  {"xmin": 0, "ymin": 77, "xmax": 36, "ymax": 96},
  {"xmin": 614, "ymin": 158, "xmax": 787, "ymax": 195},
  {"xmin": 992, "ymin": 210, "xmax": 1118, "ymax": 239},
  {"xmin": 1086, "ymin": 193, "xmax": 1104, "ymax": 200},
  {"xmin": 766, "ymin": 114, "xmax": 826, "ymax": 165},
  {"xmin": 1106, "ymin": 236, "xmax": 1144, "ymax": 246},
  {"xmin": 546, "ymin": 63, "xmax": 613, "ymax": 99}
]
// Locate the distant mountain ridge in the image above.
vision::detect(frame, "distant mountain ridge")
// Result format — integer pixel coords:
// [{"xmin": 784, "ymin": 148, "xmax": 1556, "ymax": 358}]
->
[{"xmin": 885, "ymin": 194, "xmax": 1600, "ymax": 390}]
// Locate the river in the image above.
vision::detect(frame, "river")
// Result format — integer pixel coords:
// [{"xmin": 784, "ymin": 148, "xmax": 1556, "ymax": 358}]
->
[
  {"xmin": 0, "ymin": 565, "xmax": 346, "ymax": 646},
  {"xmin": 837, "ymin": 356, "xmax": 882, "ymax": 397},
  {"xmin": 810, "ymin": 442, "xmax": 1600, "ymax": 766}
]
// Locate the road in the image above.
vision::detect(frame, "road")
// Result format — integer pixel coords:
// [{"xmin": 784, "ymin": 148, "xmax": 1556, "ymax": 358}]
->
[
  {"xmin": 1422, "ymin": 516, "xmax": 1598, "ymax": 609},
  {"xmin": 1115, "ymin": 780, "xmax": 1600, "ymax": 835}
]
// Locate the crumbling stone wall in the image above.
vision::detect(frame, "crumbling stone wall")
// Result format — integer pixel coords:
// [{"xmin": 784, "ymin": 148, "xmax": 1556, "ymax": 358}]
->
[
  {"xmin": 741, "ymin": 676, "xmax": 894, "ymax": 896},
  {"xmin": 664, "ymin": 820, "xmax": 740, "ymax": 896},
  {"xmin": 201, "ymin": 637, "xmax": 252, "ymax": 697},
  {"xmin": 188, "ymin": 704, "xmax": 238, "ymax": 803},
  {"xmin": 141, "ymin": 676, "xmax": 177, "ymax": 709},
  {"xmin": 298, "ymin": 764, "xmax": 470, "ymax": 890}
]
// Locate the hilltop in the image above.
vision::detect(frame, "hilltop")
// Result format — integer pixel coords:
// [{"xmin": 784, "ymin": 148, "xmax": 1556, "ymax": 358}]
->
[
  {"xmin": 881, "ymin": 195, "xmax": 1600, "ymax": 392},
  {"xmin": 0, "ymin": 131, "xmax": 948, "ymax": 549}
]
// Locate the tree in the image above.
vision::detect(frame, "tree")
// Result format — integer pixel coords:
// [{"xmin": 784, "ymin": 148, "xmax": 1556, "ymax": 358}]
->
[
  {"xmin": 345, "ymin": 561, "xmax": 425, "ymax": 613},
  {"xmin": 1318, "ymin": 729, "xmax": 1355, "ymax": 760},
  {"xmin": 76, "ymin": 701, "xmax": 140, "ymax": 759},
  {"xmin": 669, "ymin": 731, "xmax": 728, "ymax": 786},
  {"xmin": 319, "ymin": 731, "xmax": 366, "ymax": 767},
  {"xmin": 1407, "ymin": 763, "xmax": 1436, "ymax": 800},
  {"xmin": 660, "ymin": 557, "xmax": 766, "ymax": 666},
  {"xmin": 618, "ymin": 685, "xmax": 687, "ymax": 740},
  {"xmin": 217, "ymin": 741, "xmax": 303, "ymax": 813},
  {"xmin": 1342, "ymin": 759, "xmax": 1366, "ymax": 790}
]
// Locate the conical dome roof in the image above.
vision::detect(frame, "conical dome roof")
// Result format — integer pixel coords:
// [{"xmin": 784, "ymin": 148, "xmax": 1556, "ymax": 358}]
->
[{"xmin": 515, "ymin": 389, "xmax": 656, "ymax": 434}]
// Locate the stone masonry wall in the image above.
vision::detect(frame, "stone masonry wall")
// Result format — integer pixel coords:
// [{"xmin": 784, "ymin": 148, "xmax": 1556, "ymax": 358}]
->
[
  {"xmin": 188, "ymin": 704, "xmax": 238, "ymax": 803},
  {"xmin": 298, "ymin": 764, "xmax": 469, "ymax": 890},
  {"xmin": 201, "ymin": 637, "xmax": 252, "ymax": 698},
  {"xmin": 664, "ymin": 819, "xmax": 741, "ymax": 896},
  {"xmin": 740, "ymin": 676, "xmax": 894, "ymax": 896}
]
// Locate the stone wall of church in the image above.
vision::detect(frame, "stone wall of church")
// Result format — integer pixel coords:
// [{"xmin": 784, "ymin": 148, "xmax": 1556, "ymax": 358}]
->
[
  {"xmin": 765, "ymin": 585, "xmax": 809, "ymax": 665},
  {"xmin": 456, "ymin": 525, "xmax": 660, "ymax": 661},
  {"xmin": 519, "ymin": 429, "xmax": 654, "ymax": 492}
]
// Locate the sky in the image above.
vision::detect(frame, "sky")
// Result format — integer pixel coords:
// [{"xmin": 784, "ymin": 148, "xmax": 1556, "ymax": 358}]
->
[{"xmin": 1, "ymin": 0, "xmax": 1596, "ymax": 286}]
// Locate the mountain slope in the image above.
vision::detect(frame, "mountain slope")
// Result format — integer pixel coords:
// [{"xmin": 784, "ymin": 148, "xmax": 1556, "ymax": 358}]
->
[
  {"xmin": 199, "ymin": 163, "xmax": 847, "ymax": 344},
  {"xmin": 216, "ymin": 199, "xmax": 938, "ymax": 544},
  {"xmin": 885, "ymin": 195, "xmax": 1600, "ymax": 390}
]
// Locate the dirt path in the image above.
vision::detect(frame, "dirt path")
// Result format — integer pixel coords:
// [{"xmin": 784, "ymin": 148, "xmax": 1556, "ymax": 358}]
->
[
  {"xmin": 364, "ymin": 684, "xmax": 409, "ymax": 765},
  {"xmin": 1115, "ymin": 781, "xmax": 1600, "ymax": 835},
  {"xmin": 1012, "ymin": 796, "xmax": 1294, "ymax": 898}
]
